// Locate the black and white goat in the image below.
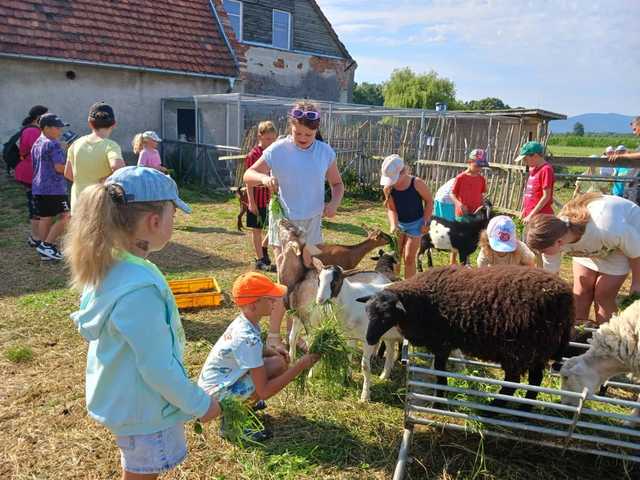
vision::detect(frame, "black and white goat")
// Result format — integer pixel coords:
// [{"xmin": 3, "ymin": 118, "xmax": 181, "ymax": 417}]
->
[{"xmin": 417, "ymin": 201, "xmax": 492, "ymax": 270}]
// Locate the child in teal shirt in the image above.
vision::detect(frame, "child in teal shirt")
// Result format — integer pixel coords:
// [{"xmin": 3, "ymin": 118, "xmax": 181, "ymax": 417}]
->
[{"xmin": 67, "ymin": 167, "xmax": 220, "ymax": 479}]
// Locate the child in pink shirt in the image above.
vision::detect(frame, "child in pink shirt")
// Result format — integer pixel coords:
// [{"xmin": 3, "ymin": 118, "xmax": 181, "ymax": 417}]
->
[{"xmin": 133, "ymin": 131, "xmax": 167, "ymax": 173}]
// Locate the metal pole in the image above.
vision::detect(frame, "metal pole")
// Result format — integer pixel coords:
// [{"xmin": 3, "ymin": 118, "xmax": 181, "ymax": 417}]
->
[
  {"xmin": 236, "ymin": 95, "xmax": 242, "ymax": 147},
  {"xmin": 327, "ymin": 103, "xmax": 334, "ymax": 145},
  {"xmin": 418, "ymin": 111, "xmax": 425, "ymax": 160},
  {"xmin": 194, "ymin": 96, "xmax": 199, "ymax": 144},
  {"xmin": 226, "ymin": 103, "xmax": 230, "ymax": 147},
  {"xmin": 392, "ymin": 427, "xmax": 413, "ymax": 480}
]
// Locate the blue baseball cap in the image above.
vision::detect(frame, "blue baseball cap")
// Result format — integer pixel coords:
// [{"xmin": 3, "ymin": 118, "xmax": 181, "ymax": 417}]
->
[{"xmin": 105, "ymin": 166, "xmax": 191, "ymax": 213}]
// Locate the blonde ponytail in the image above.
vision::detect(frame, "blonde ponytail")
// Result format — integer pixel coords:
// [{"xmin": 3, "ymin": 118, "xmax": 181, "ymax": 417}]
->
[
  {"xmin": 64, "ymin": 184, "xmax": 167, "ymax": 290},
  {"xmin": 132, "ymin": 133, "xmax": 144, "ymax": 154}
]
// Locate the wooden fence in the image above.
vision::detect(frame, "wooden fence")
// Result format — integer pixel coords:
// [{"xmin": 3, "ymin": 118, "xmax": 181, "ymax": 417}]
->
[{"xmin": 163, "ymin": 117, "xmax": 639, "ymax": 213}]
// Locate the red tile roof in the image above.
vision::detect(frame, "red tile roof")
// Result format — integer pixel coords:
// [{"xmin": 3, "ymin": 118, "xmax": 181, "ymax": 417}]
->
[{"xmin": 0, "ymin": 0, "xmax": 238, "ymax": 78}]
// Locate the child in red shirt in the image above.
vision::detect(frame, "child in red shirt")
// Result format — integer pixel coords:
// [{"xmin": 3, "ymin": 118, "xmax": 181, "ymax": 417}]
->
[
  {"xmin": 516, "ymin": 141, "xmax": 555, "ymax": 223},
  {"xmin": 451, "ymin": 149, "xmax": 488, "ymax": 222},
  {"xmin": 245, "ymin": 121, "xmax": 278, "ymax": 271}
]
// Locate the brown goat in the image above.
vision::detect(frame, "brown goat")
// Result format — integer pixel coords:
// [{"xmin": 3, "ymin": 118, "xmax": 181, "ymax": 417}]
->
[{"xmin": 313, "ymin": 230, "xmax": 391, "ymax": 270}]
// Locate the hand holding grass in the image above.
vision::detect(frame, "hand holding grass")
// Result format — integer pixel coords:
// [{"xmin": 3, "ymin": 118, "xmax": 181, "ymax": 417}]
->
[{"xmin": 199, "ymin": 395, "xmax": 222, "ymax": 423}]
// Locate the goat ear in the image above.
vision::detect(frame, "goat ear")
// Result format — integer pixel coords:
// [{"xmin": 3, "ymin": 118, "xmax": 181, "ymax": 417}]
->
[
  {"xmin": 395, "ymin": 300, "xmax": 407, "ymax": 314},
  {"xmin": 311, "ymin": 257, "xmax": 325, "ymax": 272},
  {"xmin": 356, "ymin": 295, "xmax": 372, "ymax": 303}
]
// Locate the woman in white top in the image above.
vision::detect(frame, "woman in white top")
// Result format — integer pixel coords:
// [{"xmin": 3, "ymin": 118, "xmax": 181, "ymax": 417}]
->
[
  {"xmin": 243, "ymin": 100, "xmax": 344, "ymax": 349},
  {"xmin": 526, "ymin": 193, "xmax": 640, "ymax": 324}
]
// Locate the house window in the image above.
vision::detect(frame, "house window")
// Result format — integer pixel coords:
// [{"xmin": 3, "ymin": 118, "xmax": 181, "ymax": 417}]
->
[
  {"xmin": 223, "ymin": 0, "xmax": 242, "ymax": 41},
  {"xmin": 272, "ymin": 9, "xmax": 291, "ymax": 49}
]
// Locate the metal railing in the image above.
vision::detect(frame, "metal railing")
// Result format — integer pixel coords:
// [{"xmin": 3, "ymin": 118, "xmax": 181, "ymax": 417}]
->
[{"xmin": 393, "ymin": 339, "xmax": 640, "ymax": 480}]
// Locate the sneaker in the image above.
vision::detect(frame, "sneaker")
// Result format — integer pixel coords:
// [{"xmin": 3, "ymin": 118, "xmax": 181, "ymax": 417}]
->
[
  {"xmin": 27, "ymin": 235, "xmax": 41, "ymax": 248},
  {"xmin": 220, "ymin": 425, "xmax": 273, "ymax": 443},
  {"xmin": 37, "ymin": 242, "xmax": 62, "ymax": 261},
  {"xmin": 254, "ymin": 258, "xmax": 275, "ymax": 272},
  {"xmin": 252, "ymin": 400, "xmax": 267, "ymax": 412}
]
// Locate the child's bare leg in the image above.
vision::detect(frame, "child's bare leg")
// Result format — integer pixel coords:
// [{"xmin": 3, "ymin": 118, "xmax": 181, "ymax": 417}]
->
[
  {"xmin": 449, "ymin": 250, "xmax": 458, "ymax": 265},
  {"xmin": 251, "ymin": 228, "xmax": 263, "ymax": 259},
  {"xmin": 403, "ymin": 236, "xmax": 422, "ymax": 279},
  {"xmin": 44, "ymin": 214, "xmax": 69, "ymax": 244},
  {"xmin": 38, "ymin": 216, "xmax": 53, "ymax": 243}
]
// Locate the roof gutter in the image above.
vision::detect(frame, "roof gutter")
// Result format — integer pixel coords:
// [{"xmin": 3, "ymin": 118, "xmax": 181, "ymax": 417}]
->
[
  {"xmin": 209, "ymin": 0, "xmax": 239, "ymax": 86},
  {"xmin": 0, "ymin": 52, "xmax": 237, "ymax": 87}
]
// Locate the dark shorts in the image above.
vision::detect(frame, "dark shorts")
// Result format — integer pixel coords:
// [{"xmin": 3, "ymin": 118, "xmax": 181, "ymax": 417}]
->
[
  {"xmin": 34, "ymin": 194, "xmax": 70, "ymax": 218},
  {"xmin": 246, "ymin": 206, "xmax": 268, "ymax": 229}
]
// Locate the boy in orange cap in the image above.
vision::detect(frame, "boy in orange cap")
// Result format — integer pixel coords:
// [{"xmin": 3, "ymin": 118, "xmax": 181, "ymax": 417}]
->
[{"xmin": 198, "ymin": 272, "xmax": 318, "ymax": 439}]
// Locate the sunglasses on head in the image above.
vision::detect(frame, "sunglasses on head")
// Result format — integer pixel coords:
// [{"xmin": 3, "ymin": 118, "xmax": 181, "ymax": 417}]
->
[{"xmin": 290, "ymin": 109, "xmax": 320, "ymax": 121}]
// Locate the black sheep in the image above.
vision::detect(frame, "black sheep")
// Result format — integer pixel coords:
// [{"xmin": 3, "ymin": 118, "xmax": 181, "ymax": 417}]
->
[
  {"xmin": 418, "ymin": 202, "xmax": 492, "ymax": 269},
  {"xmin": 360, "ymin": 265, "xmax": 574, "ymax": 403}
]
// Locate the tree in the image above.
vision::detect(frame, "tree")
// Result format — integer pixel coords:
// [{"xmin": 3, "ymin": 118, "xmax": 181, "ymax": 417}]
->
[
  {"xmin": 573, "ymin": 122, "xmax": 585, "ymax": 136},
  {"xmin": 382, "ymin": 68, "xmax": 457, "ymax": 110},
  {"xmin": 353, "ymin": 82, "xmax": 384, "ymax": 106},
  {"xmin": 464, "ymin": 97, "xmax": 511, "ymax": 111}
]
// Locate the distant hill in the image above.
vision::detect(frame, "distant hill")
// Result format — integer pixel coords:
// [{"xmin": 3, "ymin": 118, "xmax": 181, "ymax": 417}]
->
[{"xmin": 550, "ymin": 113, "xmax": 635, "ymax": 134}]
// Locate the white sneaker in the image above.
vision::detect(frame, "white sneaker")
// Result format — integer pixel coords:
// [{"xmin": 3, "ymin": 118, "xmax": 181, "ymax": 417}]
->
[{"xmin": 37, "ymin": 242, "xmax": 62, "ymax": 261}]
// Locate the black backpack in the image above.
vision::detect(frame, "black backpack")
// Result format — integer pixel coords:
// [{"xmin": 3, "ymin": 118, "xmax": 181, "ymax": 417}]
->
[{"xmin": 2, "ymin": 127, "xmax": 29, "ymax": 171}]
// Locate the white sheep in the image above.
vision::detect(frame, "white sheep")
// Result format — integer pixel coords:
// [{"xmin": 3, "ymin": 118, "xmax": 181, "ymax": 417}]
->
[{"xmin": 561, "ymin": 300, "xmax": 640, "ymax": 420}]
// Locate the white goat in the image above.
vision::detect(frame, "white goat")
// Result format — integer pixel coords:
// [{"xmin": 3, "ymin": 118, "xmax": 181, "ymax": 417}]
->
[
  {"xmin": 289, "ymin": 259, "xmax": 402, "ymax": 402},
  {"xmin": 561, "ymin": 300, "xmax": 640, "ymax": 423}
]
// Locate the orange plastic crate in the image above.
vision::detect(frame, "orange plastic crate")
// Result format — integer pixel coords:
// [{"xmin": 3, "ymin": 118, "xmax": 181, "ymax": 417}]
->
[{"xmin": 168, "ymin": 277, "xmax": 215, "ymax": 295}]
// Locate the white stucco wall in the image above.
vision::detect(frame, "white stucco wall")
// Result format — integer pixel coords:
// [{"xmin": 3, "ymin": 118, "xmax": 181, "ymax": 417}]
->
[{"xmin": 0, "ymin": 58, "xmax": 231, "ymax": 158}]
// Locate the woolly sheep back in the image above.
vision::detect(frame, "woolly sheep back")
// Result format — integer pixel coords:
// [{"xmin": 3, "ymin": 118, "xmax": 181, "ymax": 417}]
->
[{"xmin": 385, "ymin": 265, "xmax": 574, "ymax": 370}]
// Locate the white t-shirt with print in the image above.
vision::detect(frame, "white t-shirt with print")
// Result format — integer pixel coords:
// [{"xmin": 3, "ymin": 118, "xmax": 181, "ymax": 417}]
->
[
  {"xmin": 263, "ymin": 136, "xmax": 336, "ymax": 220},
  {"xmin": 198, "ymin": 314, "xmax": 263, "ymax": 394},
  {"xmin": 543, "ymin": 195, "xmax": 640, "ymax": 275}
]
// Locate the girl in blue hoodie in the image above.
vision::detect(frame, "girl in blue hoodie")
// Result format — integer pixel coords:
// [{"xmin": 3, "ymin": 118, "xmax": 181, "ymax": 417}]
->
[{"xmin": 66, "ymin": 166, "xmax": 220, "ymax": 479}]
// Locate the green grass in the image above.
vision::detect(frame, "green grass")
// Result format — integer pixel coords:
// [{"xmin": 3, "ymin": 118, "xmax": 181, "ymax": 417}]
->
[
  {"xmin": 548, "ymin": 134, "xmax": 638, "ymax": 149},
  {"xmin": 5, "ymin": 345, "xmax": 34, "ymax": 363},
  {"xmin": 0, "ymin": 170, "xmax": 635, "ymax": 480},
  {"xmin": 547, "ymin": 145, "xmax": 606, "ymax": 157}
]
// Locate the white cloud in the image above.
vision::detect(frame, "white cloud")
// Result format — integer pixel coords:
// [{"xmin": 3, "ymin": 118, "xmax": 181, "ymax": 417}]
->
[{"xmin": 317, "ymin": 0, "xmax": 640, "ymax": 115}]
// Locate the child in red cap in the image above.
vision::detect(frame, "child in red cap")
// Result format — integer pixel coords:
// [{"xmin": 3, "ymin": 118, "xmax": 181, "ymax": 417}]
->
[{"xmin": 198, "ymin": 272, "xmax": 319, "ymax": 440}]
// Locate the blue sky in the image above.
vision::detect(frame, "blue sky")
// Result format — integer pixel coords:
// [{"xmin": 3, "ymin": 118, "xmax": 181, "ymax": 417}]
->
[{"xmin": 317, "ymin": 0, "xmax": 640, "ymax": 117}]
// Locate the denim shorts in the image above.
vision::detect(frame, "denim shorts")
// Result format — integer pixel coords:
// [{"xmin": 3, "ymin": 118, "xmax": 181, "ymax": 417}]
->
[
  {"xmin": 116, "ymin": 423, "xmax": 187, "ymax": 474},
  {"xmin": 398, "ymin": 217, "xmax": 425, "ymax": 238}
]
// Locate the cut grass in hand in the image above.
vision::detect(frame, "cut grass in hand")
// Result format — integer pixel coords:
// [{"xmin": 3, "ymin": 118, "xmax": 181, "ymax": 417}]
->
[
  {"xmin": 295, "ymin": 302, "xmax": 354, "ymax": 394},
  {"xmin": 220, "ymin": 396, "xmax": 265, "ymax": 447}
]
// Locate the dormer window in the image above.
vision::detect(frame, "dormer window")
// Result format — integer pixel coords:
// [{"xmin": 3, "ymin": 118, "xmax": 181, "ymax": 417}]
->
[
  {"xmin": 223, "ymin": 0, "xmax": 242, "ymax": 41},
  {"xmin": 272, "ymin": 9, "xmax": 291, "ymax": 50}
]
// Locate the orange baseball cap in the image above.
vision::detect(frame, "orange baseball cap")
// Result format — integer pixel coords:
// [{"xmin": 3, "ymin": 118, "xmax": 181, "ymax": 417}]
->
[{"xmin": 232, "ymin": 272, "xmax": 287, "ymax": 306}]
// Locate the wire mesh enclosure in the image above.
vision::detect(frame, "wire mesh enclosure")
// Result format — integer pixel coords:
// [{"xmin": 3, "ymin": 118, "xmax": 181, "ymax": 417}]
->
[
  {"xmin": 160, "ymin": 94, "xmax": 560, "ymax": 212},
  {"xmin": 394, "ymin": 338, "xmax": 640, "ymax": 480}
]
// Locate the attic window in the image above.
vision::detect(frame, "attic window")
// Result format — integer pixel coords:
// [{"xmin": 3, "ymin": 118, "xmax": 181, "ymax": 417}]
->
[
  {"xmin": 272, "ymin": 9, "xmax": 291, "ymax": 50},
  {"xmin": 223, "ymin": 0, "xmax": 242, "ymax": 41}
]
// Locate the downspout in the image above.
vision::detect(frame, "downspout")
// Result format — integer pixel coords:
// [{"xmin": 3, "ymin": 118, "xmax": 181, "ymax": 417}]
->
[{"xmin": 209, "ymin": 0, "xmax": 238, "ymax": 91}]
